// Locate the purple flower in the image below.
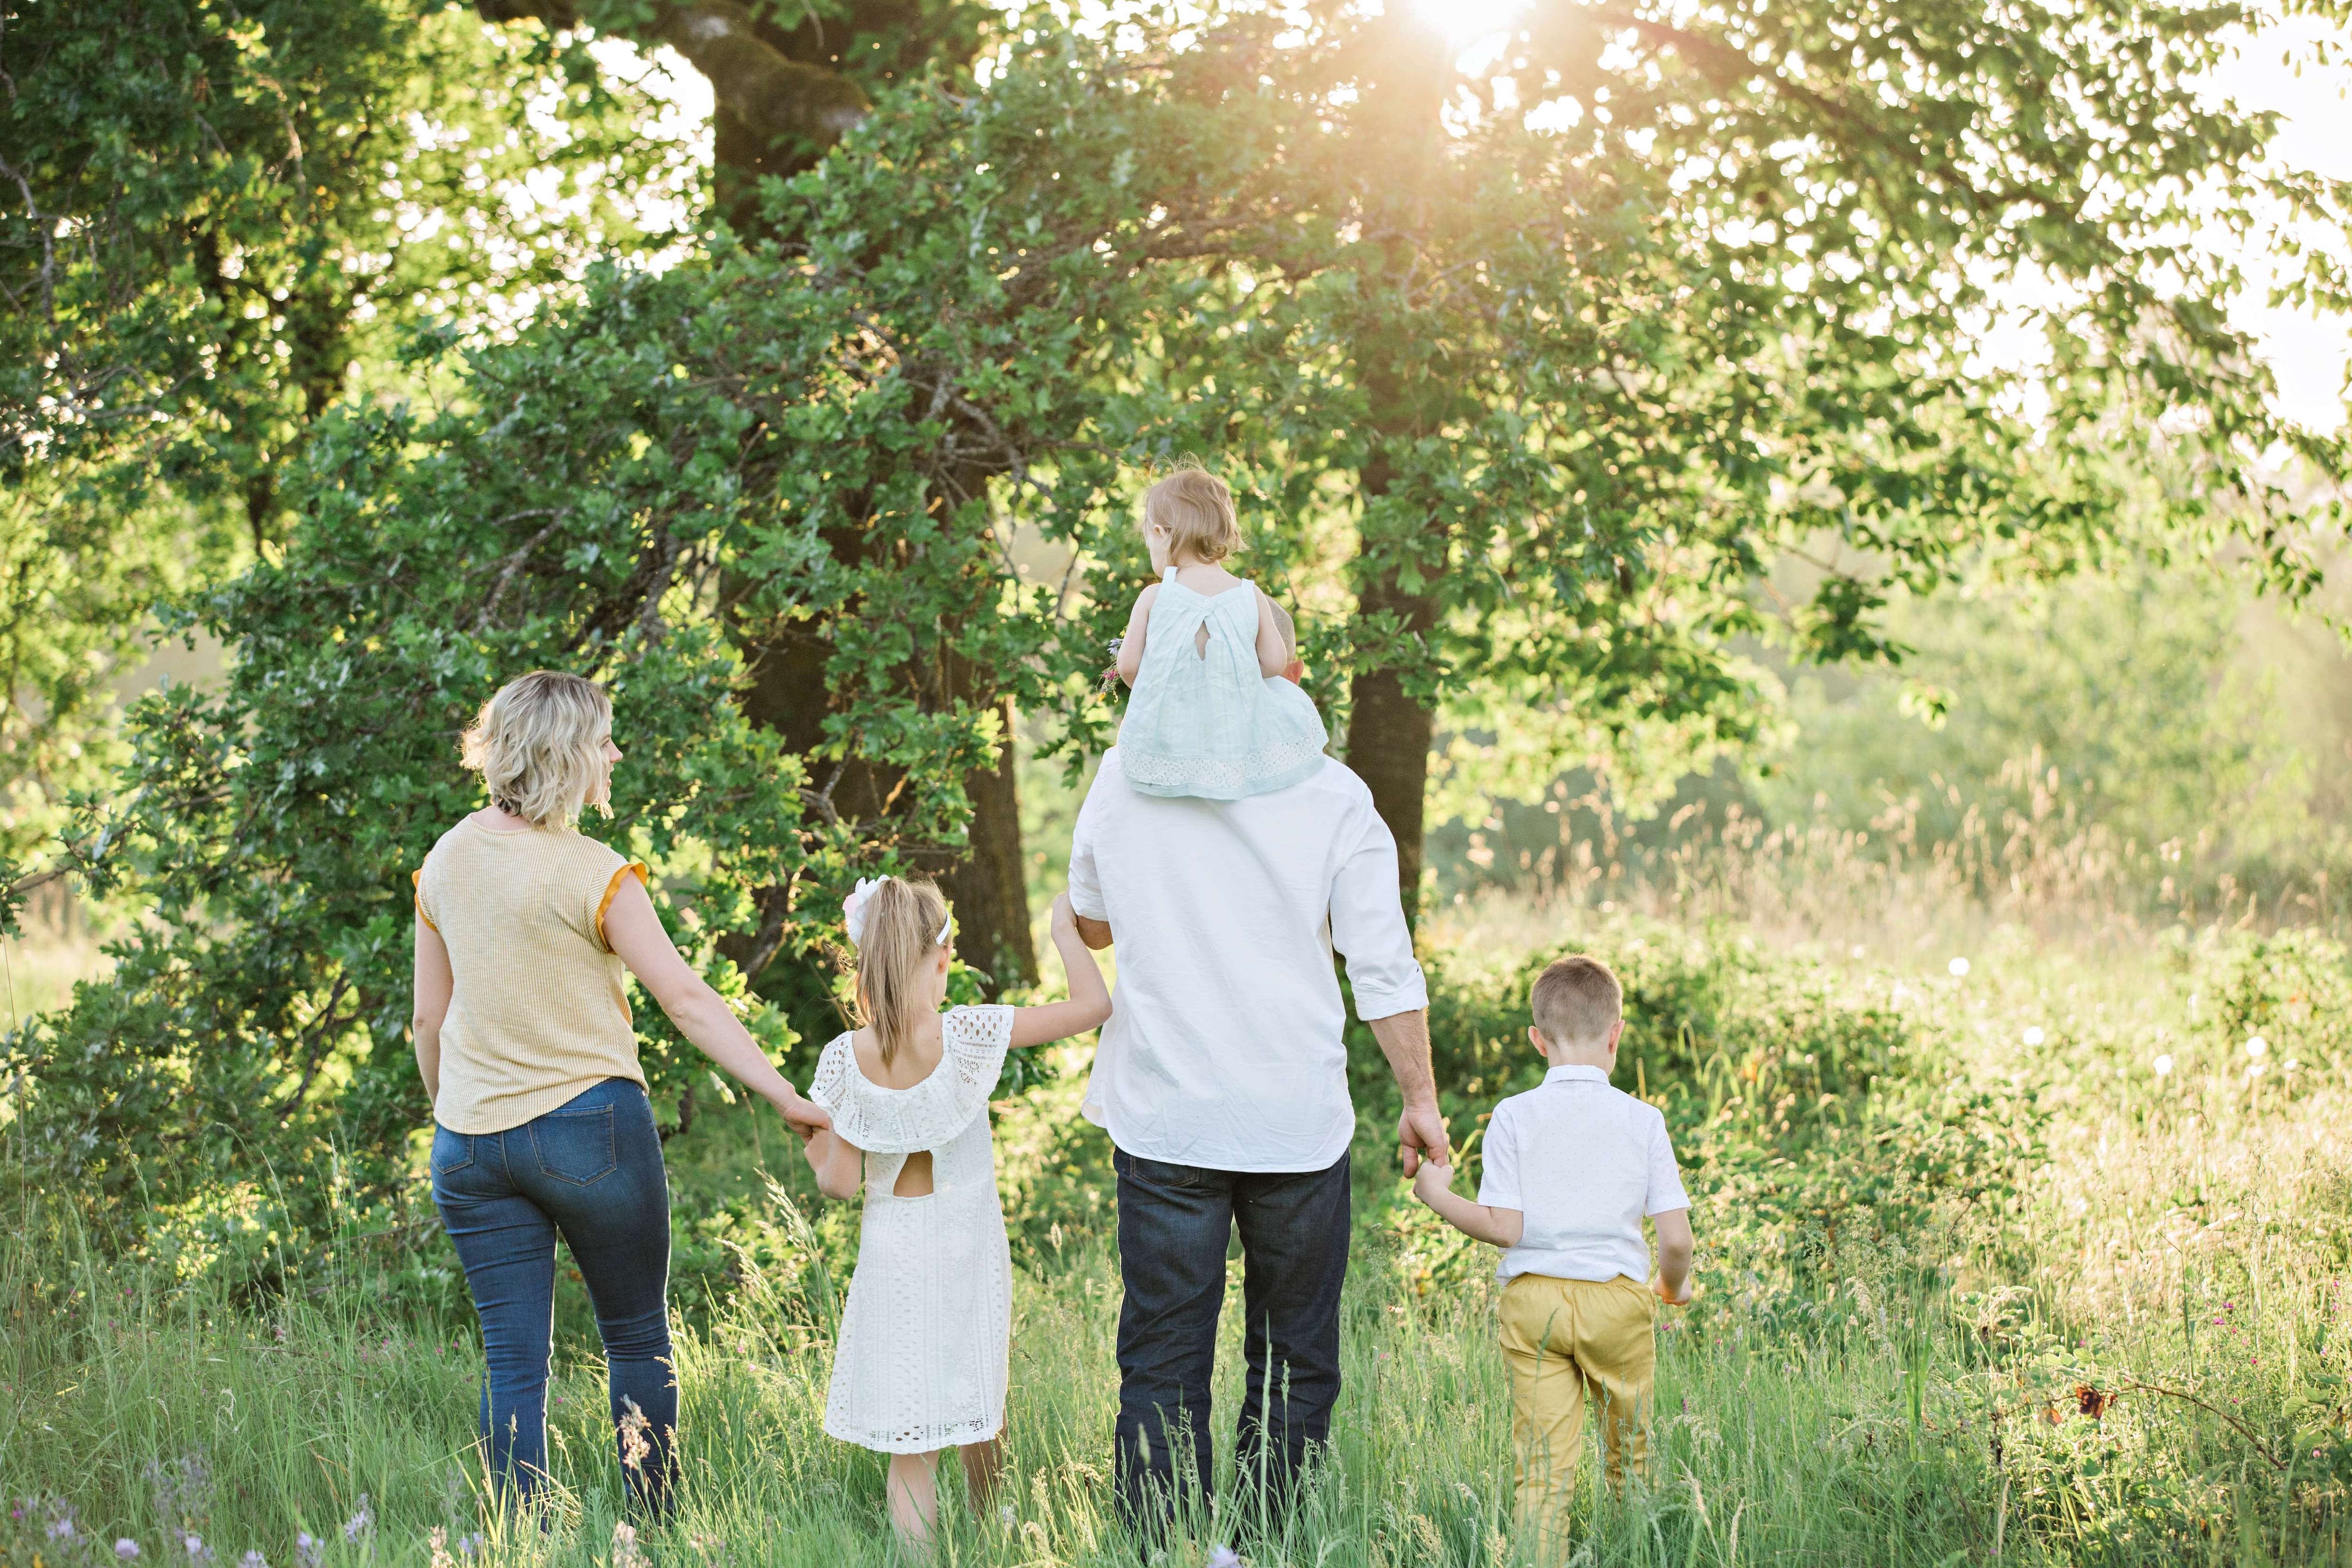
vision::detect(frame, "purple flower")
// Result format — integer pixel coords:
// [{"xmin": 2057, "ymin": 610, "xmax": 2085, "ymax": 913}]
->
[
  {"xmin": 295, "ymin": 1532, "xmax": 323, "ymax": 1568},
  {"xmin": 342, "ymin": 1499, "xmax": 372, "ymax": 1546},
  {"xmin": 1208, "ymin": 1547, "xmax": 1242, "ymax": 1568},
  {"xmin": 241, "ymin": 1552, "xmax": 268, "ymax": 1568},
  {"xmin": 118, "ymin": 1541, "xmax": 143, "ymax": 1561}
]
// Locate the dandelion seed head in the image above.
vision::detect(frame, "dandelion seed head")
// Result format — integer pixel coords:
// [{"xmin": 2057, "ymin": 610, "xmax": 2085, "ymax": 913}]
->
[
  {"xmin": 2153, "ymin": 1054, "xmax": 2174, "ymax": 1077},
  {"xmin": 2021, "ymin": 1026, "xmax": 2045, "ymax": 1047},
  {"xmin": 2245, "ymin": 1036, "xmax": 2267, "ymax": 1058},
  {"xmin": 1948, "ymin": 957, "xmax": 1970, "ymax": 977}
]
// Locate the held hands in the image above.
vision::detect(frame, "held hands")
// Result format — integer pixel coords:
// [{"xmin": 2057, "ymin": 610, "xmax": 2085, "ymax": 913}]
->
[
  {"xmin": 773, "ymin": 1087, "xmax": 831, "ymax": 1142},
  {"xmin": 1410, "ymin": 1156, "xmax": 1455, "ymax": 1209},
  {"xmin": 1049, "ymin": 891, "xmax": 1077, "ymax": 936},
  {"xmin": 1396, "ymin": 1100, "xmax": 1449, "ymax": 1178}
]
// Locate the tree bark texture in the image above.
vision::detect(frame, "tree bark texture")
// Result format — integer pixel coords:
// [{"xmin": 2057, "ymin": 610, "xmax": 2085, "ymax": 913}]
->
[{"xmin": 1342, "ymin": 446, "xmax": 1441, "ymax": 922}]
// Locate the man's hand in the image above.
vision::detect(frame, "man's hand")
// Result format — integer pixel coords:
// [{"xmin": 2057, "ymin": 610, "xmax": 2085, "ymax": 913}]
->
[{"xmin": 1396, "ymin": 1098, "xmax": 1448, "ymax": 1178}]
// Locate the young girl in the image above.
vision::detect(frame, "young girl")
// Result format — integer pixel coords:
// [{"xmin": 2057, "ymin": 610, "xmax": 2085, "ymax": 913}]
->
[
  {"xmin": 803, "ymin": 877, "xmax": 1111, "ymax": 1544},
  {"xmin": 1112, "ymin": 461, "xmax": 1329, "ymax": 800}
]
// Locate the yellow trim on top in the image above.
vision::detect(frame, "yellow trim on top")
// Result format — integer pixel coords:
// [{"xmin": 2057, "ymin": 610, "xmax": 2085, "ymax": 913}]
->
[
  {"xmin": 597, "ymin": 861, "xmax": 650, "ymax": 952},
  {"xmin": 411, "ymin": 867, "xmax": 437, "ymax": 934}
]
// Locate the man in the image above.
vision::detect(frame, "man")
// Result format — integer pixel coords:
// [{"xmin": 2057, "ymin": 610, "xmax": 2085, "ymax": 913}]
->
[{"xmin": 1067, "ymin": 602, "xmax": 1447, "ymax": 1532}]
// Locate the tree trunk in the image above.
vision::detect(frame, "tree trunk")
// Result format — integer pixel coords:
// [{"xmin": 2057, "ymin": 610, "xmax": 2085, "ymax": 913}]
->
[
  {"xmin": 937, "ymin": 697, "xmax": 1037, "ymax": 990},
  {"xmin": 1342, "ymin": 451, "xmax": 1441, "ymax": 924}
]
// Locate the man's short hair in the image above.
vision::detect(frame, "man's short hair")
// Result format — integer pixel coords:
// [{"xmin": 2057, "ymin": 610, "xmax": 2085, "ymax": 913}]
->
[{"xmin": 1530, "ymin": 954, "xmax": 1622, "ymax": 1047}]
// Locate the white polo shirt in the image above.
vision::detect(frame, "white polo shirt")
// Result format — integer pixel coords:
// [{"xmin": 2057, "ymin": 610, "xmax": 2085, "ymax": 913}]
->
[
  {"xmin": 1478, "ymin": 1064, "xmax": 1690, "ymax": 1284},
  {"xmin": 1066, "ymin": 747, "xmax": 1428, "ymax": 1172}
]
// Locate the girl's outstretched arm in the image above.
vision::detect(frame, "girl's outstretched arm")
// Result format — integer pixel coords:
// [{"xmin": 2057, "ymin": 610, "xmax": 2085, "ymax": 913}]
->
[
  {"xmin": 1114, "ymin": 585, "xmax": 1157, "ymax": 687},
  {"xmin": 1010, "ymin": 892, "xmax": 1115, "ymax": 1047},
  {"xmin": 804, "ymin": 1128, "xmax": 864, "ymax": 1202}
]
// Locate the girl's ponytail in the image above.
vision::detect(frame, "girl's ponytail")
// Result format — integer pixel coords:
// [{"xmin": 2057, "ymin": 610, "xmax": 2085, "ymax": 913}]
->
[{"xmin": 847, "ymin": 876, "xmax": 951, "ymax": 1068}]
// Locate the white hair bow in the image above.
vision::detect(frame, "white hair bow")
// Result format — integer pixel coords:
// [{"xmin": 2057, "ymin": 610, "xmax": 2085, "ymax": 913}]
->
[{"xmin": 842, "ymin": 876, "xmax": 952, "ymax": 950}]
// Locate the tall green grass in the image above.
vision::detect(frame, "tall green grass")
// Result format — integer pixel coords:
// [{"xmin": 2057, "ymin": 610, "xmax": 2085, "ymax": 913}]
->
[{"xmin": 6, "ymin": 911, "xmax": 2349, "ymax": 1566}]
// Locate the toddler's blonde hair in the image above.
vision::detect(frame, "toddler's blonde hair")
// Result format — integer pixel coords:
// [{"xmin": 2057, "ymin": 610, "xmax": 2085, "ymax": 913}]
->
[
  {"xmin": 1143, "ymin": 459, "xmax": 1242, "ymax": 564},
  {"xmin": 854, "ymin": 876, "xmax": 951, "ymax": 1069},
  {"xmin": 460, "ymin": 671, "xmax": 613, "ymax": 829}
]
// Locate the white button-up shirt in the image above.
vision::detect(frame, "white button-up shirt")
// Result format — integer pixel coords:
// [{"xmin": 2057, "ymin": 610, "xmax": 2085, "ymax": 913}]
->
[
  {"xmin": 1066, "ymin": 748, "xmax": 1428, "ymax": 1172},
  {"xmin": 1478, "ymin": 1064, "xmax": 1690, "ymax": 1284}
]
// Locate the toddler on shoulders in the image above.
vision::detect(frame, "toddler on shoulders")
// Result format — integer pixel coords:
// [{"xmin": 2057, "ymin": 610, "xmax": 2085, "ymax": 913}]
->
[{"xmin": 1112, "ymin": 460, "xmax": 1328, "ymax": 800}]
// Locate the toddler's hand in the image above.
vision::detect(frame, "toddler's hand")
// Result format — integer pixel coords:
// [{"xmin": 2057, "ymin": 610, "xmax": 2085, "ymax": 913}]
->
[
  {"xmin": 1411, "ymin": 1158, "xmax": 1454, "ymax": 1208},
  {"xmin": 1050, "ymin": 891, "xmax": 1077, "ymax": 935},
  {"xmin": 1653, "ymin": 1274, "xmax": 1694, "ymax": 1307}
]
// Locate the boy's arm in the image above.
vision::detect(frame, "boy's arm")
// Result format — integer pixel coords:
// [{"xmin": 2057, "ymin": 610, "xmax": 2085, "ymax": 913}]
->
[
  {"xmin": 1411, "ymin": 1159, "xmax": 1525, "ymax": 1247},
  {"xmin": 1652, "ymin": 1208, "xmax": 1694, "ymax": 1304},
  {"xmin": 803, "ymin": 1129, "xmax": 863, "ymax": 1202},
  {"xmin": 1114, "ymin": 586, "xmax": 1156, "ymax": 686}
]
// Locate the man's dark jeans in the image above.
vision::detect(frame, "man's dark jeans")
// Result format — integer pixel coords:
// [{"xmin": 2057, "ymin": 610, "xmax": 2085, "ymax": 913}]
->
[
  {"xmin": 1112, "ymin": 1146, "xmax": 1351, "ymax": 1534},
  {"xmin": 430, "ymin": 1077, "xmax": 676, "ymax": 1513}
]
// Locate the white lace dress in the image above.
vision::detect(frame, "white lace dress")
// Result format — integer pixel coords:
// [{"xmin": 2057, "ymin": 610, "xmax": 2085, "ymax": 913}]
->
[{"xmin": 808, "ymin": 1003, "xmax": 1015, "ymax": 1453}]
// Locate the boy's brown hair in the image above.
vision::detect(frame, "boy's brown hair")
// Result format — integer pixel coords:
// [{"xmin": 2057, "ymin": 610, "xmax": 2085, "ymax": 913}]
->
[
  {"xmin": 1143, "ymin": 459, "xmax": 1242, "ymax": 564},
  {"xmin": 1530, "ymin": 954, "xmax": 1622, "ymax": 1048}
]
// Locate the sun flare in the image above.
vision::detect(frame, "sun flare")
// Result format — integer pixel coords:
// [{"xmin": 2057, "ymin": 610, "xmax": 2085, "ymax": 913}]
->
[{"xmin": 1403, "ymin": 0, "xmax": 1532, "ymax": 48}]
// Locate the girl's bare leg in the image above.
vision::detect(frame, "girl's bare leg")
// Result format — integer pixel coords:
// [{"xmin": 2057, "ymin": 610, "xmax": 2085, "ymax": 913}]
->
[
  {"xmin": 960, "ymin": 1434, "xmax": 1004, "ymax": 1515},
  {"xmin": 886, "ymin": 1450, "xmax": 943, "ymax": 1545}
]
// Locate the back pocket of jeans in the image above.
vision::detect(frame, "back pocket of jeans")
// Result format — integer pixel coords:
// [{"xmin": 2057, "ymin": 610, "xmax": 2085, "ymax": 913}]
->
[
  {"xmin": 530, "ymin": 1106, "xmax": 616, "ymax": 1186},
  {"xmin": 430, "ymin": 1127, "xmax": 474, "ymax": 1176}
]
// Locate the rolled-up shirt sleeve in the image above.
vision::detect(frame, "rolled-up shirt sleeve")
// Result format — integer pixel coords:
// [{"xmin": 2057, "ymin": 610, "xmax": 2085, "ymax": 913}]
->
[
  {"xmin": 1328, "ymin": 797, "xmax": 1427, "ymax": 1020},
  {"xmin": 1067, "ymin": 784, "xmax": 1108, "ymax": 922}
]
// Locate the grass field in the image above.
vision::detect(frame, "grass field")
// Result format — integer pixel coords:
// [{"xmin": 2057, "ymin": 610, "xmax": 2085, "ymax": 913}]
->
[{"xmin": 4, "ymin": 897, "xmax": 2349, "ymax": 1567}]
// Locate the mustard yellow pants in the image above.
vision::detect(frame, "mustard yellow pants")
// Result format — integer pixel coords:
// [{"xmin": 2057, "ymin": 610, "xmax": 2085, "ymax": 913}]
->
[{"xmin": 1497, "ymin": 1272, "xmax": 1656, "ymax": 1549}]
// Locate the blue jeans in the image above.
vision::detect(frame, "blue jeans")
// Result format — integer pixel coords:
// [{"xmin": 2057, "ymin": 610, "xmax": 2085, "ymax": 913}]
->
[
  {"xmin": 430, "ymin": 1078, "xmax": 675, "ymax": 1512},
  {"xmin": 1112, "ymin": 1148, "xmax": 1351, "ymax": 1534}
]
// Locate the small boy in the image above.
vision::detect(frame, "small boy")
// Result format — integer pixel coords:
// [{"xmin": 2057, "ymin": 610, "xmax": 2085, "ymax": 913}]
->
[{"xmin": 1412, "ymin": 954, "xmax": 1693, "ymax": 1545}]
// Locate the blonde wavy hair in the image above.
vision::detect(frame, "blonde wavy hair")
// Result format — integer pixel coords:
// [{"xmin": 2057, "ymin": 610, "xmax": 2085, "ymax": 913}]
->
[
  {"xmin": 460, "ymin": 671, "xmax": 614, "ymax": 829},
  {"xmin": 852, "ymin": 877, "xmax": 951, "ymax": 1069},
  {"xmin": 1143, "ymin": 459, "xmax": 1242, "ymax": 565}
]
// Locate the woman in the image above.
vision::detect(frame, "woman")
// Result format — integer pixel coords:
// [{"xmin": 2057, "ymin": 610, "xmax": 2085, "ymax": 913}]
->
[{"xmin": 411, "ymin": 670, "xmax": 829, "ymax": 1512}]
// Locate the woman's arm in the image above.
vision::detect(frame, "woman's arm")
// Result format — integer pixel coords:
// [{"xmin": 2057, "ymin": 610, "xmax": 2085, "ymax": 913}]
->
[
  {"xmin": 412, "ymin": 915, "xmax": 454, "ymax": 1108},
  {"xmin": 603, "ymin": 875, "xmax": 831, "ymax": 1136},
  {"xmin": 1254, "ymin": 592, "xmax": 1288, "ymax": 679},
  {"xmin": 1113, "ymin": 585, "xmax": 1157, "ymax": 687},
  {"xmin": 1009, "ymin": 892, "xmax": 1114, "ymax": 1047},
  {"xmin": 1411, "ymin": 1158, "xmax": 1526, "ymax": 1247},
  {"xmin": 803, "ymin": 1129, "xmax": 864, "ymax": 1201}
]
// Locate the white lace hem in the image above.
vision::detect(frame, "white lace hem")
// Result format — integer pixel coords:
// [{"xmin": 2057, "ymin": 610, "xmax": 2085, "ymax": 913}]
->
[
  {"xmin": 1121, "ymin": 735, "xmax": 1328, "ymax": 799},
  {"xmin": 821, "ymin": 1412, "xmax": 1004, "ymax": 1455}
]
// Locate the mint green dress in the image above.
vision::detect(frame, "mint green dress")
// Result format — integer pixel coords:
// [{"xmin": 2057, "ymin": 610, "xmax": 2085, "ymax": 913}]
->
[{"xmin": 1118, "ymin": 568, "xmax": 1329, "ymax": 800}]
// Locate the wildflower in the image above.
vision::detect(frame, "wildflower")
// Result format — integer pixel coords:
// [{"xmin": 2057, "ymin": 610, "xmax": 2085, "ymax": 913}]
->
[
  {"xmin": 2021, "ymin": 1026, "xmax": 2045, "ymax": 1047},
  {"xmin": 2245, "ymin": 1036, "xmax": 2266, "ymax": 1058},
  {"xmin": 611, "ymin": 1522, "xmax": 650, "ymax": 1568},
  {"xmin": 454, "ymin": 1537, "xmax": 485, "ymax": 1560},
  {"xmin": 2153, "ymin": 1054, "xmax": 2174, "ymax": 1078},
  {"xmin": 118, "ymin": 1544, "xmax": 142, "ymax": 1561},
  {"xmin": 2246, "ymin": 1062, "xmax": 2265, "ymax": 1080},
  {"xmin": 1208, "ymin": 1549, "xmax": 1243, "ymax": 1568},
  {"xmin": 1948, "ymin": 957, "xmax": 1970, "ymax": 978},
  {"xmin": 342, "ymin": 1499, "xmax": 372, "ymax": 1547},
  {"xmin": 428, "ymin": 1528, "xmax": 453, "ymax": 1568},
  {"xmin": 294, "ymin": 1534, "xmax": 322, "ymax": 1568},
  {"xmin": 2286, "ymin": 1056, "xmax": 2301, "ymax": 1072},
  {"xmin": 240, "ymin": 1552, "xmax": 268, "ymax": 1568},
  {"xmin": 48, "ymin": 1515, "xmax": 80, "ymax": 1544},
  {"xmin": 183, "ymin": 1535, "xmax": 213, "ymax": 1566}
]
